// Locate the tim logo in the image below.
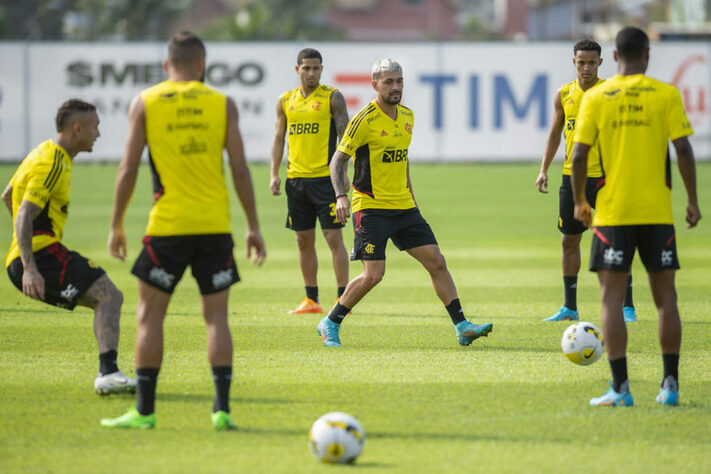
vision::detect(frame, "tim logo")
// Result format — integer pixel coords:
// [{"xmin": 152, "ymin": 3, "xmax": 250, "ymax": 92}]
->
[
  {"xmin": 382, "ymin": 149, "xmax": 408, "ymax": 163},
  {"xmin": 671, "ymin": 55, "xmax": 708, "ymax": 128},
  {"xmin": 289, "ymin": 122, "xmax": 320, "ymax": 135}
]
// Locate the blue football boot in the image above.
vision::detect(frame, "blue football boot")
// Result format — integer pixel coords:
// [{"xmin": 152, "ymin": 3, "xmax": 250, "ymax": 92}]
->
[
  {"xmin": 317, "ymin": 317, "xmax": 342, "ymax": 347},
  {"xmin": 656, "ymin": 375, "xmax": 679, "ymax": 406},
  {"xmin": 623, "ymin": 306, "xmax": 637, "ymax": 323},
  {"xmin": 543, "ymin": 306, "xmax": 579, "ymax": 322},
  {"xmin": 455, "ymin": 320, "xmax": 493, "ymax": 346},
  {"xmin": 589, "ymin": 381, "xmax": 634, "ymax": 407}
]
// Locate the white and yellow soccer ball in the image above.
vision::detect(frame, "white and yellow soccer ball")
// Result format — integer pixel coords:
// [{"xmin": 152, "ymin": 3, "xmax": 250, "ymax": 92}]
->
[
  {"xmin": 561, "ymin": 322, "xmax": 604, "ymax": 365},
  {"xmin": 309, "ymin": 412, "xmax": 365, "ymax": 464}
]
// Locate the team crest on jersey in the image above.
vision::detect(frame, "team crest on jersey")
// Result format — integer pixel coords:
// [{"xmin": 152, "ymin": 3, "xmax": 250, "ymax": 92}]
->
[
  {"xmin": 603, "ymin": 89, "xmax": 621, "ymax": 100},
  {"xmin": 312, "ymin": 101, "xmax": 322, "ymax": 111},
  {"xmin": 364, "ymin": 243, "xmax": 375, "ymax": 254},
  {"xmin": 404, "ymin": 123, "xmax": 412, "ymax": 134}
]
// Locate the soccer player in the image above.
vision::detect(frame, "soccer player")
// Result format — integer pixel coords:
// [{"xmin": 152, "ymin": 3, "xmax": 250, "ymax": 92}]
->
[
  {"xmin": 101, "ymin": 32, "xmax": 266, "ymax": 429},
  {"xmin": 571, "ymin": 26, "xmax": 700, "ymax": 406},
  {"xmin": 536, "ymin": 39, "xmax": 637, "ymax": 323},
  {"xmin": 269, "ymin": 48, "xmax": 350, "ymax": 314},
  {"xmin": 318, "ymin": 58, "xmax": 493, "ymax": 348},
  {"xmin": 2, "ymin": 99, "xmax": 136, "ymax": 395}
]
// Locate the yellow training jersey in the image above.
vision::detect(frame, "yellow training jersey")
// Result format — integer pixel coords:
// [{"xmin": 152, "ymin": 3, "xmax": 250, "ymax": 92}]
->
[
  {"xmin": 141, "ymin": 80, "xmax": 229, "ymax": 236},
  {"xmin": 6, "ymin": 140, "xmax": 72, "ymax": 266},
  {"xmin": 283, "ymin": 84, "xmax": 338, "ymax": 179},
  {"xmin": 575, "ymin": 74, "xmax": 693, "ymax": 226},
  {"xmin": 337, "ymin": 100, "xmax": 416, "ymax": 212},
  {"xmin": 561, "ymin": 78, "xmax": 604, "ymax": 177}
]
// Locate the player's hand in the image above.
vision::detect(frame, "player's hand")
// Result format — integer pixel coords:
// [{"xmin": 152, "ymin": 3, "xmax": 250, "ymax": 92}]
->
[
  {"xmin": 108, "ymin": 226, "xmax": 127, "ymax": 261},
  {"xmin": 246, "ymin": 229, "xmax": 266, "ymax": 266},
  {"xmin": 22, "ymin": 265, "xmax": 45, "ymax": 300},
  {"xmin": 269, "ymin": 176, "xmax": 281, "ymax": 196},
  {"xmin": 574, "ymin": 201, "xmax": 592, "ymax": 228},
  {"xmin": 335, "ymin": 195, "xmax": 350, "ymax": 224},
  {"xmin": 535, "ymin": 170, "xmax": 549, "ymax": 193},
  {"xmin": 686, "ymin": 202, "xmax": 701, "ymax": 228}
]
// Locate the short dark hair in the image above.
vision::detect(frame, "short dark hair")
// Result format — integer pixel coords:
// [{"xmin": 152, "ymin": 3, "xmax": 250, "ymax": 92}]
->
[
  {"xmin": 297, "ymin": 48, "xmax": 322, "ymax": 65},
  {"xmin": 616, "ymin": 26, "xmax": 649, "ymax": 61},
  {"xmin": 168, "ymin": 31, "xmax": 206, "ymax": 66},
  {"xmin": 574, "ymin": 39, "xmax": 601, "ymax": 56},
  {"xmin": 55, "ymin": 99, "xmax": 96, "ymax": 132}
]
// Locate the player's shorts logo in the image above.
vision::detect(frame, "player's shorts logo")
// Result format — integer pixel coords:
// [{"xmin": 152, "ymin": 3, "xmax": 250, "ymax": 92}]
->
[
  {"xmin": 661, "ymin": 250, "xmax": 674, "ymax": 266},
  {"xmin": 149, "ymin": 267, "xmax": 175, "ymax": 289},
  {"xmin": 603, "ymin": 247, "xmax": 624, "ymax": 265},
  {"xmin": 364, "ymin": 243, "xmax": 375, "ymax": 254},
  {"xmin": 61, "ymin": 284, "xmax": 79, "ymax": 301},
  {"xmin": 212, "ymin": 269, "xmax": 233, "ymax": 289}
]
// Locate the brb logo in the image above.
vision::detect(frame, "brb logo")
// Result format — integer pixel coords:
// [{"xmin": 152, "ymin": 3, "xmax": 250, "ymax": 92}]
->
[
  {"xmin": 382, "ymin": 149, "xmax": 408, "ymax": 163},
  {"xmin": 671, "ymin": 55, "xmax": 708, "ymax": 128}
]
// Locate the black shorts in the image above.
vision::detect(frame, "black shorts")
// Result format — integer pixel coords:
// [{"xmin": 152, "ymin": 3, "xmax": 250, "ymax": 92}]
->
[
  {"xmin": 6, "ymin": 242, "xmax": 106, "ymax": 310},
  {"xmin": 558, "ymin": 174, "xmax": 604, "ymax": 234},
  {"xmin": 132, "ymin": 234, "xmax": 240, "ymax": 295},
  {"xmin": 285, "ymin": 177, "xmax": 344, "ymax": 231},
  {"xmin": 590, "ymin": 225, "xmax": 679, "ymax": 273},
  {"xmin": 351, "ymin": 208, "xmax": 438, "ymax": 261}
]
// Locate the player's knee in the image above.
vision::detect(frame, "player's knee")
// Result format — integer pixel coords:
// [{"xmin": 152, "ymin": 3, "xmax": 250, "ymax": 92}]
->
[
  {"xmin": 363, "ymin": 271, "xmax": 384, "ymax": 288},
  {"xmin": 295, "ymin": 233, "xmax": 315, "ymax": 251}
]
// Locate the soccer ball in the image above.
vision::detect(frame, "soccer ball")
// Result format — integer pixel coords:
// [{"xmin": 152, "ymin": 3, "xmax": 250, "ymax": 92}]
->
[
  {"xmin": 561, "ymin": 322, "xmax": 604, "ymax": 365},
  {"xmin": 309, "ymin": 412, "xmax": 365, "ymax": 464}
]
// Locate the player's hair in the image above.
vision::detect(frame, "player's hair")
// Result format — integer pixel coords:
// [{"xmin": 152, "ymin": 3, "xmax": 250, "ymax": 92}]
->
[
  {"xmin": 168, "ymin": 31, "xmax": 206, "ymax": 66},
  {"xmin": 371, "ymin": 58, "xmax": 402, "ymax": 80},
  {"xmin": 297, "ymin": 48, "xmax": 322, "ymax": 65},
  {"xmin": 55, "ymin": 99, "xmax": 96, "ymax": 132},
  {"xmin": 573, "ymin": 39, "xmax": 601, "ymax": 56},
  {"xmin": 615, "ymin": 26, "xmax": 649, "ymax": 61}
]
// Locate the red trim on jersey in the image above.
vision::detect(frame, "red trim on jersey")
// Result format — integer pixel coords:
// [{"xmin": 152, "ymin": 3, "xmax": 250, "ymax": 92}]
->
[
  {"xmin": 154, "ymin": 188, "xmax": 165, "ymax": 201},
  {"xmin": 33, "ymin": 230, "xmax": 55, "ymax": 237},
  {"xmin": 142, "ymin": 236, "xmax": 161, "ymax": 266},
  {"xmin": 592, "ymin": 227, "xmax": 612, "ymax": 246},
  {"xmin": 665, "ymin": 234, "xmax": 676, "ymax": 247},
  {"xmin": 596, "ymin": 178, "xmax": 605, "ymax": 189},
  {"xmin": 351, "ymin": 183, "xmax": 373, "ymax": 198}
]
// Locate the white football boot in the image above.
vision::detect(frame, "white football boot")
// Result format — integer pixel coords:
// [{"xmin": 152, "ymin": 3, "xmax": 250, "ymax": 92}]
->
[{"xmin": 94, "ymin": 371, "xmax": 137, "ymax": 395}]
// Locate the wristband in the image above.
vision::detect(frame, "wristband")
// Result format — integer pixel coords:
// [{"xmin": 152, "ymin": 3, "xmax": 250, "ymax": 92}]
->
[{"xmin": 336, "ymin": 194, "xmax": 348, "ymax": 199}]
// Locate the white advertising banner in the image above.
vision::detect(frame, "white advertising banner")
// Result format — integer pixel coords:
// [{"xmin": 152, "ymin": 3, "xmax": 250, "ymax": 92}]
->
[{"xmin": 0, "ymin": 41, "xmax": 709, "ymax": 161}]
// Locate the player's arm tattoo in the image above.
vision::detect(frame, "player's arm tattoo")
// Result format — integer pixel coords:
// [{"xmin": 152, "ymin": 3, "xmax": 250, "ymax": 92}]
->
[
  {"xmin": 330, "ymin": 150, "xmax": 351, "ymax": 197},
  {"xmin": 330, "ymin": 90, "xmax": 349, "ymax": 140},
  {"xmin": 15, "ymin": 200, "xmax": 42, "ymax": 269},
  {"xmin": 77, "ymin": 274, "xmax": 121, "ymax": 352},
  {"xmin": 1, "ymin": 184, "xmax": 12, "ymax": 215}
]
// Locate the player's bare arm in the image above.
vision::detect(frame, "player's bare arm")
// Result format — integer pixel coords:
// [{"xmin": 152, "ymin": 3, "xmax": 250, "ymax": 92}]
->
[
  {"xmin": 536, "ymin": 89, "xmax": 565, "ymax": 193},
  {"xmin": 673, "ymin": 136, "xmax": 701, "ymax": 228},
  {"xmin": 570, "ymin": 142, "xmax": 592, "ymax": 227},
  {"xmin": 109, "ymin": 95, "xmax": 146, "ymax": 261},
  {"xmin": 1, "ymin": 184, "xmax": 12, "ymax": 214},
  {"xmin": 15, "ymin": 199, "xmax": 44, "ymax": 300},
  {"xmin": 330, "ymin": 90, "xmax": 349, "ymax": 140},
  {"xmin": 269, "ymin": 96, "xmax": 287, "ymax": 196},
  {"xmin": 330, "ymin": 150, "xmax": 351, "ymax": 224},
  {"xmin": 226, "ymin": 97, "xmax": 266, "ymax": 265}
]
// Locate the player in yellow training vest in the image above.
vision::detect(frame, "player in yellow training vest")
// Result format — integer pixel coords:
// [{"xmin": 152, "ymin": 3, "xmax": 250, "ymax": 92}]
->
[
  {"xmin": 315, "ymin": 58, "xmax": 494, "ymax": 348},
  {"xmin": 571, "ymin": 27, "xmax": 700, "ymax": 407},
  {"xmin": 102, "ymin": 32, "xmax": 266, "ymax": 431},
  {"xmin": 536, "ymin": 39, "xmax": 637, "ymax": 323},
  {"xmin": 2, "ymin": 99, "xmax": 136, "ymax": 395},
  {"xmin": 269, "ymin": 48, "xmax": 350, "ymax": 315}
]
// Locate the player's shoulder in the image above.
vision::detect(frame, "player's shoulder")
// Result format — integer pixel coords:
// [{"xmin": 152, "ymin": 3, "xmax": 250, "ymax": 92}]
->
[
  {"xmin": 317, "ymin": 84, "xmax": 338, "ymax": 95},
  {"xmin": 398, "ymin": 104, "xmax": 413, "ymax": 117},
  {"xmin": 350, "ymin": 102, "xmax": 378, "ymax": 122}
]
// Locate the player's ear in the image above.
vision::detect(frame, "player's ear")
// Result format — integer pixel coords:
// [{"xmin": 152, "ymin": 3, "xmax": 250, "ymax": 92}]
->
[
  {"xmin": 613, "ymin": 51, "xmax": 619, "ymax": 62},
  {"xmin": 162, "ymin": 60, "xmax": 169, "ymax": 73},
  {"xmin": 371, "ymin": 80, "xmax": 377, "ymax": 91},
  {"xmin": 295, "ymin": 64, "xmax": 300, "ymax": 74},
  {"xmin": 599, "ymin": 57, "xmax": 603, "ymax": 66}
]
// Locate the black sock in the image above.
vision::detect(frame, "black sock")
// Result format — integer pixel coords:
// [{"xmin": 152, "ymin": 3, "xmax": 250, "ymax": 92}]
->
[
  {"xmin": 328, "ymin": 303, "xmax": 351, "ymax": 324},
  {"xmin": 608, "ymin": 357, "xmax": 628, "ymax": 393},
  {"xmin": 563, "ymin": 276, "xmax": 578, "ymax": 311},
  {"xmin": 136, "ymin": 367, "xmax": 160, "ymax": 415},
  {"xmin": 624, "ymin": 275, "xmax": 634, "ymax": 308},
  {"xmin": 305, "ymin": 286, "xmax": 319, "ymax": 303},
  {"xmin": 99, "ymin": 349, "xmax": 118, "ymax": 375},
  {"xmin": 662, "ymin": 353, "xmax": 679, "ymax": 387},
  {"xmin": 337, "ymin": 286, "xmax": 346, "ymax": 297},
  {"xmin": 212, "ymin": 366, "xmax": 232, "ymax": 413},
  {"xmin": 445, "ymin": 298, "xmax": 466, "ymax": 325}
]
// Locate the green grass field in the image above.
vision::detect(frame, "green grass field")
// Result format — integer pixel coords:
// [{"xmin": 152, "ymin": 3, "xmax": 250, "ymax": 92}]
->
[{"xmin": 1, "ymin": 162, "xmax": 710, "ymax": 473}]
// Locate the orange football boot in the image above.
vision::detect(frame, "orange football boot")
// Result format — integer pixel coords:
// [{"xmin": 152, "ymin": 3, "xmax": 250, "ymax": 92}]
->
[{"xmin": 288, "ymin": 297, "xmax": 323, "ymax": 314}]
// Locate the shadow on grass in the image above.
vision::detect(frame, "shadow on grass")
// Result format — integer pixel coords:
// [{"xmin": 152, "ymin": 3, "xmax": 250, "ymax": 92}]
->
[{"xmin": 160, "ymin": 392, "xmax": 300, "ymax": 405}]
